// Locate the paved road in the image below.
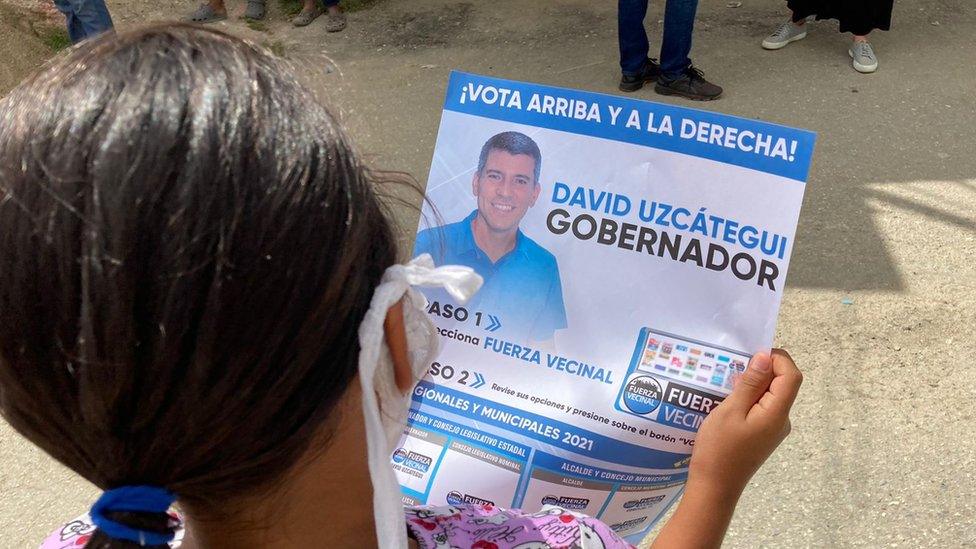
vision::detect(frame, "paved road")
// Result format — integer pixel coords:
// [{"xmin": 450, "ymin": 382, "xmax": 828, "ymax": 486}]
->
[{"xmin": 2, "ymin": 0, "xmax": 974, "ymax": 546}]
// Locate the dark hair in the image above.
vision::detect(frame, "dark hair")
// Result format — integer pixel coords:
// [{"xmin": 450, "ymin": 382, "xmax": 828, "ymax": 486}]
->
[
  {"xmin": 0, "ymin": 24, "xmax": 400, "ymax": 547},
  {"xmin": 476, "ymin": 131, "xmax": 542, "ymax": 184}
]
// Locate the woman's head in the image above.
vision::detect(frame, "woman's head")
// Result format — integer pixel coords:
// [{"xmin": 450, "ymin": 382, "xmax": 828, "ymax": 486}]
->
[{"xmin": 0, "ymin": 24, "xmax": 398, "ymax": 545}]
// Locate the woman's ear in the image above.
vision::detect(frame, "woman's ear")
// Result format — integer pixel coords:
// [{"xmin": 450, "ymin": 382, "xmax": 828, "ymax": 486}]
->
[{"xmin": 384, "ymin": 299, "xmax": 414, "ymax": 392}]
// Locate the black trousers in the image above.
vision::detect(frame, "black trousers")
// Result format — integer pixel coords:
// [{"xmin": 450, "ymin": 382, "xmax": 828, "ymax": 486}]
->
[{"xmin": 788, "ymin": 0, "xmax": 894, "ymax": 35}]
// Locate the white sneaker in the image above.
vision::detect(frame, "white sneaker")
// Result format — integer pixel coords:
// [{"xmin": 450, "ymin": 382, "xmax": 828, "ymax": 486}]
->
[
  {"xmin": 849, "ymin": 41, "xmax": 879, "ymax": 73},
  {"xmin": 762, "ymin": 21, "xmax": 808, "ymax": 50}
]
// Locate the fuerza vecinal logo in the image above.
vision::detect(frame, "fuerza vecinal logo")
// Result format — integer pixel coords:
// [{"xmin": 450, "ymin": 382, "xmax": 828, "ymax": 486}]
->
[
  {"xmin": 391, "ymin": 448, "xmax": 432, "ymax": 473},
  {"xmin": 541, "ymin": 495, "xmax": 590, "ymax": 510},
  {"xmin": 446, "ymin": 490, "xmax": 494, "ymax": 506},
  {"xmin": 622, "ymin": 494, "xmax": 666, "ymax": 511},
  {"xmin": 610, "ymin": 516, "xmax": 648, "ymax": 532},
  {"xmin": 622, "ymin": 375, "xmax": 664, "ymax": 415}
]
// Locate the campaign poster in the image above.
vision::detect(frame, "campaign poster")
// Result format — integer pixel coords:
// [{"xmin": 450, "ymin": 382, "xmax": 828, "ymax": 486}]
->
[{"xmin": 395, "ymin": 72, "xmax": 815, "ymax": 543}]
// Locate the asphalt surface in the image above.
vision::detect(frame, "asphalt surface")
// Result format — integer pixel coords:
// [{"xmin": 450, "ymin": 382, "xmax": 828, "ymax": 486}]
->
[{"xmin": 1, "ymin": 0, "xmax": 975, "ymax": 546}]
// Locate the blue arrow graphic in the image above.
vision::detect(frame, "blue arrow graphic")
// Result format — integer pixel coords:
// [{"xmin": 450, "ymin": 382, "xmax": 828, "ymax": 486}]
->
[
  {"xmin": 471, "ymin": 372, "xmax": 486, "ymax": 389},
  {"xmin": 485, "ymin": 315, "xmax": 501, "ymax": 332}
]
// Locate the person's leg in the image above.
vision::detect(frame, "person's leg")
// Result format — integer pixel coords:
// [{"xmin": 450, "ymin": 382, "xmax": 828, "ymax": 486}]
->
[
  {"xmin": 837, "ymin": 0, "xmax": 892, "ymax": 36},
  {"xmin": 322, "ymin": 0, "xmax": 346, "ymax": 32},
  {"xmin": 209, "ymin": 0, "xmax": 226, "ymax": 15},
  {"xmin": 618, "ymin": 0, "xmax": 650, "ymax": 76},
  {"xmin": 654, "ymin": 0, "xmax": 722, "ymax": 100},
  {"xmin": 185, "ymin": 0, "xmax": 227, "ymax": 23},
  {"xmin": 843, "ymin": 2, "xmax": 891, "ymax": 73},
  {"xmin": 617, "ymin": 0, "xmax": 660, "ymax": 91},
  {"xmin": 293, "ymin": 0, "xmax": 323, "ymax": 27},
  {"xmin": 849, "ymin": 30, "xmax": 878, "ymax": 73},
  {"xmin": 762, "ymin": 9, "xmax": 808, "ymax": 50},
  {"xmin": 71, "ymin": 0, "xmax": 114, "ymax": 40},
  {"xmin": 244, "ymin": 0, "xmax": 267, "ymax": 20},
  {"xmin": 658, "ymin": 0, "xmax": 696, "ymax": 77},
  {"xmin": 786, "ymin": 0, "xmax": 816, "ymax": 25},
  {"xmin": 66, "ymin": 15, "xmax": 86, "ymax": 44},
  {"xmin": 53, "ymin": 0, "xmax": 85, "ymax": 44}
]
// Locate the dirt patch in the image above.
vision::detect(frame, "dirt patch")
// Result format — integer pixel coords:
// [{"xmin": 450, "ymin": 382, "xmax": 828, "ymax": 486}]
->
[
  {"xmin": 351, "ymin": 1, "xmax": 615, "ymax": 51},
  {"xmin": 0, "ymin": 2, "xmax": 59, "ymax": 95},
  {"xmin": 359, "ymin": 2, "xmax": 472, "ymax": 49}
]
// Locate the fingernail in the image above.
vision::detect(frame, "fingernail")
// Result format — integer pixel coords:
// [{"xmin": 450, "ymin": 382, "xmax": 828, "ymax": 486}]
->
[{"xmin": 751, "ymin": 353, "xmax": 771, "ymax": 372}]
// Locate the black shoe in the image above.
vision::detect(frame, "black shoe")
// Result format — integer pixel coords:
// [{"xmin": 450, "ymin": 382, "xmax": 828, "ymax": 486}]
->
[
  {"xmin": 619, "ymin": 58, "xmax": 661, "ymax": 92},
  {"xmin": 655, "ymin": 65, "xmax": 723, "ymax": 101}
]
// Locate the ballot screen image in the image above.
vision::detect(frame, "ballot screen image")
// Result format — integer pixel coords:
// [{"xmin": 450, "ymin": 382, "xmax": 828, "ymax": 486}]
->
[{"xmin": 615, "ymin": 329, "xmax": 751, "ymax": 432}]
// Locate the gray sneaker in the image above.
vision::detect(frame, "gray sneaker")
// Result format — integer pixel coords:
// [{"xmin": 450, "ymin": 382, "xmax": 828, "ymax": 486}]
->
[
  {"xmin": 762, "ymin": 21, "xmax": 808, "ymax": 50},
  {"xmin": 849, "ymin": 41, "xmax": 878, "ymax": 73}
]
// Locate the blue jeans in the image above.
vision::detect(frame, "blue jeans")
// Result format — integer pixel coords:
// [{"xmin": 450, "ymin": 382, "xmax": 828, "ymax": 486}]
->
[
  {"xmin": 618, "ymin": 0, "xmax": 698, "ymax": 78},
  {"xmin": 53, "ymin": 0, "xmax": 113, "ymax": 44}
]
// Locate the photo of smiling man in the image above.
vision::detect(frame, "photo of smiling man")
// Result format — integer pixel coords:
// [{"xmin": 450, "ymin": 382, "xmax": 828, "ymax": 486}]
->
[{"xmin": 415, "ymin": 131, "xmax": 567, "ymax": 343}]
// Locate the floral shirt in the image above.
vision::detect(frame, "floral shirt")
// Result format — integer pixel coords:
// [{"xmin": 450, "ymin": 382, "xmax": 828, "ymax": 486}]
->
[{"xmin": 41, "ymin": 504, "xmax": 633, "ymax": 549}]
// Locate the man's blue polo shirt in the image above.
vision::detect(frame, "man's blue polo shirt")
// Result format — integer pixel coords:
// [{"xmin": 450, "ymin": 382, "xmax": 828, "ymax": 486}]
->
[{"xmin": 415, "ymin": 210, "xmax": 567, "ymax": 342}]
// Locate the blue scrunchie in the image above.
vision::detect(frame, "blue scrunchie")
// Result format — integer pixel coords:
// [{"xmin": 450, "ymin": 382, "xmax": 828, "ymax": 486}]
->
[{"xmin": 90, "ymin": 486, "xmax": 177, "ymax": 546}]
